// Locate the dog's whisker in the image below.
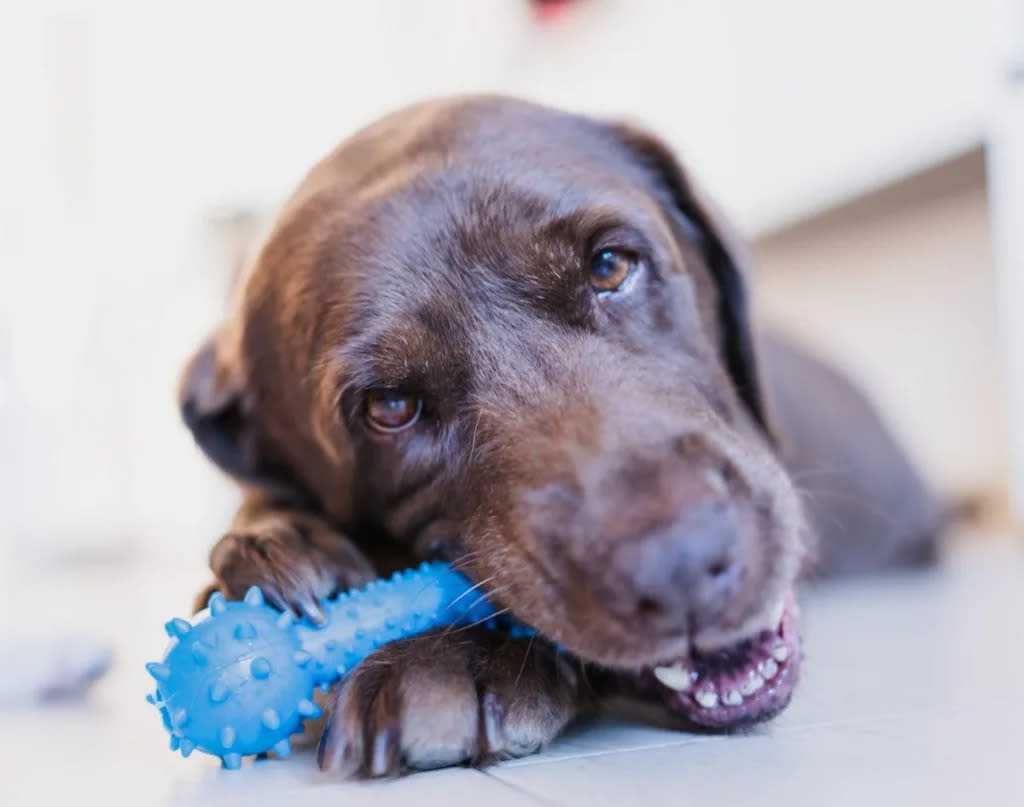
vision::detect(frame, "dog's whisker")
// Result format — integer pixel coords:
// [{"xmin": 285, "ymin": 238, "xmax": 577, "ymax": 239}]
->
[
  {"xmin": 466, "ymin": 410, "xmax": 484, "ymax": 467},
  {"xmin": 447, "ymin": 607, "xmax": 512, "ymax": 635},
  {"xmin": 514, "ymin": 634, "xmax": 536, "ymax": 689},
  {"xmin": 446, "ymin": 574, "xmax": 496, "ymax": 609},
  {"xmin": 447, "ymin": 552, "xmax": 482, "ymax": 574}
]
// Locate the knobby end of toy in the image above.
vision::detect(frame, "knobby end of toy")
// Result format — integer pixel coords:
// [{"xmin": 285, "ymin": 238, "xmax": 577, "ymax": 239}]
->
[{"xmin": 147, "ymin": 593, "xmax": 322, "ymax": 768}]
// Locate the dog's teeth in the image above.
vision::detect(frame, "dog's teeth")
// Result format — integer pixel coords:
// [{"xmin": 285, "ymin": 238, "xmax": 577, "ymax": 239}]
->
[
  {"xmin": 740, "ymin": 673, "xmax": 765, "ymax": 696},
  {"xmin": 703, "ymin": 468, "xmax": 728, "ymax": 495},
  {"xmin": 758, "ymin": 658, "xmax": 779, "ymax": 680},
  {"xmin": 722, "ymin": 689, "xmax": 743, "ymax": 706},
  {"xmin": 772, "ymin": 643, "xmax": 791, "ymax": 662},
  {"xmin": 695, "ymin": 688, "xmax": 719, "ymax": 709},
  {"xmin": 653, "ymin": 664, "xmax": 692, "ymax": 691},
  {"xmin": 769, "ymin": 599, "xmax": 785, "ymax": 627}
]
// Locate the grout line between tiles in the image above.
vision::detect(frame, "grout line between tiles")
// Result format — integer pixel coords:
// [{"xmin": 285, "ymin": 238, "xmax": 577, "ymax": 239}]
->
[
  {"xmin": 490, "ymin": 705, "xmax": 951, "ymax": 773},
  {"xmin": 481, "ymin": 767, "xmax": 565, "ymax": 806},
  {"xmin": 494, "ymin": 735, "xmax": 713, "ymax": 769}
]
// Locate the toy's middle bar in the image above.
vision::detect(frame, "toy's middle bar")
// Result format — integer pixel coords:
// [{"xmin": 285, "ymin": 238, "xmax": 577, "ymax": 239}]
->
[{"xmin": 294, "ymin": 563, "xmax": 499, "ymax": 687}]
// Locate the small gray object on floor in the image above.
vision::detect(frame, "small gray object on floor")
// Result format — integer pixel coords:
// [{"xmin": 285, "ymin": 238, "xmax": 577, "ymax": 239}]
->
[{"xmin": 0, "ymin": 634, "xmax": 113, "ymax": 706}]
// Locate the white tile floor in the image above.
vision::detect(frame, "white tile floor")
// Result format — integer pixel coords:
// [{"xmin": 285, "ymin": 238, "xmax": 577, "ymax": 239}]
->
[{"xmin": 1, "ymin": 531, "xmax": 1022, "ymax": 806}]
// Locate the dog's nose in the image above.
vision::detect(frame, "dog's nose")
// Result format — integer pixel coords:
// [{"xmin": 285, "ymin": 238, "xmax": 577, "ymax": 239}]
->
[{"xmin": 607, "ymin": 497, "xmax": 746, "ymax": 632}]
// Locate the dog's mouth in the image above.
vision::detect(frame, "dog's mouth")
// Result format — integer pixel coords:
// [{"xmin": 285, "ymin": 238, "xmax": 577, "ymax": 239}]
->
[{"xmin": 644, "ymin": 596, "xmax": 800, "ymax": 729}]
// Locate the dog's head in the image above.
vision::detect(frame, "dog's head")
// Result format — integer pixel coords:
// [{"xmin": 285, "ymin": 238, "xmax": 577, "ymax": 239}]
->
[{"xmin": 181, "ymin": 97, "xmax": 808, "ymax": 727}]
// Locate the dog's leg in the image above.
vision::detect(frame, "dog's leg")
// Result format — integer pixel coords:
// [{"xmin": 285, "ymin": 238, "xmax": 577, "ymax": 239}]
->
[
  {"xmin": 194, "ymin": 494, "xmax": 376, "ymax": 624},
  {"xmin": 316, "ymin": 627, "xmax": 590, "ymax": 777}
]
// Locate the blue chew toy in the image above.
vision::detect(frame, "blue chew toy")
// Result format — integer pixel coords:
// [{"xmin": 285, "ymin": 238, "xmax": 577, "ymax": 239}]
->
[{"xmin": 146, "ymin": 561, "xmax": 503, "ymax": 768}]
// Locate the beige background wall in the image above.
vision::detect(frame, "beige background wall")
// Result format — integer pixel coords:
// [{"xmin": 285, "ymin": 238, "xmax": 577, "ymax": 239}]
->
[{"xmin": 755, "ymin": 151, "xmax": 1010, "ymax": 505}]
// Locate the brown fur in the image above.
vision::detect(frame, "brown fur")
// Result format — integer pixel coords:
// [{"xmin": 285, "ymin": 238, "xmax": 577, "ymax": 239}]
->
[{"xmin": 180, "ymin": 96, "xmax": 943, "ymax": 777}]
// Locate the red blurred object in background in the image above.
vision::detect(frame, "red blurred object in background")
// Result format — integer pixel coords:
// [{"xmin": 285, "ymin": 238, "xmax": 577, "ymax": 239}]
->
[{"xmin": 529, "ymin": 0, "xmax": 581, "ymax": 25}]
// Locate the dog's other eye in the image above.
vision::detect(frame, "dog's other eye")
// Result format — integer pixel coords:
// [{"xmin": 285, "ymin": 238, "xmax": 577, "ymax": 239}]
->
[
  {"xmin": 364, "ymin": 390, "xmax": 423, "ymax": 433},
  {"xmin": 589, "ymin": 249, "xmax": 637, "ymax": 294}
]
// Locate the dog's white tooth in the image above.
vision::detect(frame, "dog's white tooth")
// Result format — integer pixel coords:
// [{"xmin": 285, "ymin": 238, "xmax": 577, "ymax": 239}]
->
[
  {"xmin": 653, "ymin": 664, "xmax": 692, "ymax": 691},
  {"xmin": 722, "ymin": 689, "xmax": 743, "ymax": 706},
  {"xmin": 758, "ymin": 658, "xmax": 779, "ymax": 680},
  {"xmin": 703, "ymin": 468, "xmax": 728, "ymax": 495},
  {"xmin": 772, "ymin": 643, "xmax": 791, "ymax": 662},
  {"xmin": 695, "ymin": 688, "xmax": 719, "ymax": 709},
  {"xmin": 740, "ymin": 674, "xmax": 765, "ymax": 696}
]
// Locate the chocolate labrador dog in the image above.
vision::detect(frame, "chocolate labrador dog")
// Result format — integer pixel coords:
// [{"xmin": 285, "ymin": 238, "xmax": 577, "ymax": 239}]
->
[{"xmin": 180, "ymin": 96, "xmax": 944, "ymax": 777}]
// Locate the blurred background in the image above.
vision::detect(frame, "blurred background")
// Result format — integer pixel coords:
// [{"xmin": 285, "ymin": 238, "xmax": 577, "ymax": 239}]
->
[{"xmin": 1, "ymin": 0, "xmax": 1022, "ymax": 578}]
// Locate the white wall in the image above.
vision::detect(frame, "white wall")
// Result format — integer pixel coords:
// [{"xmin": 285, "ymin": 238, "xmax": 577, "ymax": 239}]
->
[
  {"xmin": 0, "ymin": 3, "xmax": 536, "ymax": 563},
  {"xmin": 0, "ymin": 0, "xmax": 1018, "ymax": 566}
]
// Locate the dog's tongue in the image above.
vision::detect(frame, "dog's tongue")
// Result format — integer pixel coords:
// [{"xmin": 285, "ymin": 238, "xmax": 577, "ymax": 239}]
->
[{"xmin": 649, "ymin": 604, "xmax": 801, "ymax": 728}]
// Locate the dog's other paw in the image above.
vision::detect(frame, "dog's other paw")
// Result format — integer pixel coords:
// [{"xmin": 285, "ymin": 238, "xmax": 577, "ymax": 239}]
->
[
  {"xmin": 198, "ymin": 507, "xmax": 375, "ymax": 624},
  {"xmin": 316, "ymin": 628, "xmax": 585, "ymax": 778}
]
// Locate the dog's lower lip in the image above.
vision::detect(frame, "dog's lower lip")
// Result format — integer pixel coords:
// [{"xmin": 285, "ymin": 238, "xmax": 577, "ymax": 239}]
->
[{"xmin": 648, "ymin": 598, "xmax": 800, "ymax": 728}]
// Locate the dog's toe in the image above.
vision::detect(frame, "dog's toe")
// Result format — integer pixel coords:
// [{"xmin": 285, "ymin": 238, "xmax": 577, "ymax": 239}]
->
[{"xmin": 317, "ymin": 628, "xmax": 583, "ymax": 778}]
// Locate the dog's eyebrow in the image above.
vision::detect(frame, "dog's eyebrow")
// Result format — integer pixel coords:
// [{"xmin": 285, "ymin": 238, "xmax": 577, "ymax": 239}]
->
[
  {"xmin": 330, "ymin": 334, "xmax": 419, "ymax": 393},
  {"xmin": 328, "ymin": 315, "xmax": 468, "ymax": 398},
  {"xmin": 538, "ymin": 204, "xmax": 656, "ymax": 248}
]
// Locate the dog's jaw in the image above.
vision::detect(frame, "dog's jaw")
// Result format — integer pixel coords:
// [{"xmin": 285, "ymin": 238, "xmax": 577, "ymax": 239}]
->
[{"xmin": 645, "ymin": 594, "xmax": 800, "ymax": 728}]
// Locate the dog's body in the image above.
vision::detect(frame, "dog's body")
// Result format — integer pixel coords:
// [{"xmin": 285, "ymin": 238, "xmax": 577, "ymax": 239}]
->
[{"xmin": 180, "ymin": 97, "xmax": 944, "ymax": 777}]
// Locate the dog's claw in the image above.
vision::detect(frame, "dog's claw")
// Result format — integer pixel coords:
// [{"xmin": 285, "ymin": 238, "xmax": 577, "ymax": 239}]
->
[
  {"xmin": 317, "ymin": 715, "xmax": 361, "ymax": 777},
  {"xmin": 482, "ymin": 691, "xmax": 505, "ymax": 756},
  {"xmin": 297, "ymin": 595, "xmax": 327, "ymax": 626},
  {"xmin": 370, "ymin": 724, "xmax": 399, "ymax": 777}
]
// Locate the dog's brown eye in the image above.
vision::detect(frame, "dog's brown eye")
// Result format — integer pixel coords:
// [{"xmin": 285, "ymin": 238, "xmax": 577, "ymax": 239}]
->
[
  {"xmin": 590, "ymin": 249, "xmax": 636, "ymax": 293},
  {"xmin": 364, "ymin": 390, "xmax": 422, "ymax": 433}
]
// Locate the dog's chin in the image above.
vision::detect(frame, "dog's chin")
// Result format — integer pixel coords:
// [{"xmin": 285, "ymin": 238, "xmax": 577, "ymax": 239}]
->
[{"xmin": 638, "ymin": 593, "xmax": 801, "ymax": 729}]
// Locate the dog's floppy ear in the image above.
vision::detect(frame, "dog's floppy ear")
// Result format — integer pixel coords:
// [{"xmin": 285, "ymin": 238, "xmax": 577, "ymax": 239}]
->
[
  {"xmin": 178, "ymin": 331, "xmax": 297, "ymax": 491},
  {"xmin": 608, "ymin": 123, "xmax": 775, "ymax": 439}
]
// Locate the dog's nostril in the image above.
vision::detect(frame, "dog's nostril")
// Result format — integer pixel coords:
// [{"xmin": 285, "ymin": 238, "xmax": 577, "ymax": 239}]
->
[
  {"xmin": 707, "ymin": 558, "xmax": 732, "ymax": 578},
  {"xmin": 636, "ymin": 596, "xmax": 665, "ymax": 617}
]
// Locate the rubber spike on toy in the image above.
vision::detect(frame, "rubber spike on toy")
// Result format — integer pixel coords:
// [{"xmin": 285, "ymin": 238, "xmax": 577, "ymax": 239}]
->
[
  {"xmin": 164, "ymin": 617, "xmax": 192, "ymax": 639},
  {"xmin": 146, "ymin": 692, "xmax": 157, "ymax": 705},
  {"xmin": 222, "ymin": 753, "xmax": 241, "ymax": 770},
  {"xmin": 243, "ymin": 586, "xmax": 264, "ymax": 607},
  {"xmin": 191, "ymin": 642, "xmax": 210, "ymax": 664},
  {"xmin": 276, "ymin": 611, "xmax": 293, "ymax": 628},
  {"xmin": 146, "ymin": 662, "xmax": 171, "ymax": 682},
  {"xmin": 169, "ymin": 735, "xmax": 180, "ymax": 751},
  {"xmin": 272, "ymin": 739, "xmax": 291, "ymax": 758},
  {"xmin": 250, "ymin": 658, "xmax": 272, "ymax": 679},
  {"xmin": 293, "ymin": 650, "xmax": 312, "ymax": 667},
  {"xmin": 233, "ymin": 621, "xmax": 257, "ymax": 640},
  {"xmin": 297, "ymin": 698, "xmax": 320, "ymax": 718},
  {"xmin": 261, "ymin": 708, "xmax": 281, "ymax": 730},
  {"xmin": 220, "ymin": 726, "xmax": 236, "ymax": 750},
  {"xmin": 208, "ymin": 682, "xmax": 229, "ymax": 703},
  {"xmin": 207, "ymin": 591, "xmax": 227, "ymax": 616},
  {"xmin": 180, "ymin": 739, "xmax": 195, "ymax": 758},
  {"xmin": 171, "ymin": 708, "xmax": 189, "ymax": 728}
]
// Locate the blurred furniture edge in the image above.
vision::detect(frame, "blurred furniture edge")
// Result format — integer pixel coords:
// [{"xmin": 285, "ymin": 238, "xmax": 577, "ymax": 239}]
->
[{"xmin": 986, "ymin": 52, "xmax": 1024, "ymax": 524}]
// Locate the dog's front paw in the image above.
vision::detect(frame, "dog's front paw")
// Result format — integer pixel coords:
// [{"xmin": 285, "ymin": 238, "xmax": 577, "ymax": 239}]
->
[
  {"xmin": 316, "ymin": 628, "xmax": 584, "ymax": 778},
  {"xmin": 200, "ymin": 510, "xmax": 375, "ymax": 624}
]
